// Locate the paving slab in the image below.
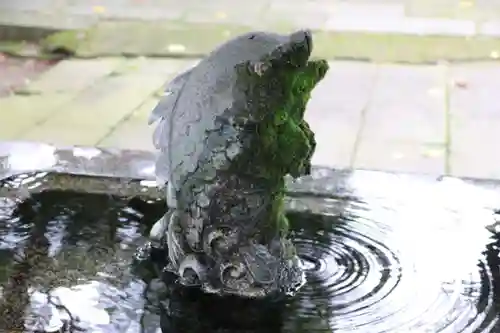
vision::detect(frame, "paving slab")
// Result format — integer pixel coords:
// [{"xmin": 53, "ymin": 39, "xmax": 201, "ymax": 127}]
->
[
  {"xmin": 0, "ymin": 57, "xmax": 55, "ymax": 96},
  {"xmin": 25, "ymin": 58, "xmax": 120, "ymax": 93},
  {"xmin": 353, "ymin": 140, "xmax": 446, "ymax": 175},
  {"xmin": 362, "ymin": 64, "xmax": 446, "ymax": 143},
  {"xmin": 98, "ymin": 97, "xmax": 158, "ymax": 151},
  {"xmin": 3, "ymin": 0, "xmax": 500, "ymax": 62},
  {"xmin": 0, "ymin": 94, "xmax": 70, "ymax": 140},
  {"xmin": 184, "ymin": 0, "xmax": 269, "ymax": 27},
  {"xmin": 34, "ymin": 20, "xmax": 500, "ymax": 62},
  {"xmin": 448, "ymin": 63, "xmax": 500, "ymax": 179},
  {"xmin": 2, "ymin": 58, "xmax": 500, "ymax": 179},
  {"xmin": 325, "ymin": 2, "xmax": 476, "ymax": 36},
  {"xmin": 354, "ymin": 64, "xmax": 447, "ymax": 175},
  {"xmin": 305, "ymin": 61, "xmax": 377, "ymax": 169},
  {"xmin": 406, "ymin": 0, "xmax": 500, "ymax": 21},
  {"xmin": 263, "ymin": 1, "xmax": 332, "ymax": 30},
  {"xmin": 16, "ymin": 58, "xmax": 190, "ymax": 146},
  {"xmin": 480, "ymin": 20, "xmax": 500, "ymax": 36},
  {"xmin": 0, "ymin": 58, "xmax": 120, "ymax": 140}
]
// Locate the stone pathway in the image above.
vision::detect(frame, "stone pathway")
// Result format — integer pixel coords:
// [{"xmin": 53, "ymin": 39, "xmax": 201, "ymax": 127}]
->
[
  {"xmin": 1, "ymin": 0, "xmax": 500, "ymax": 37},
  {"xmin": 0, "ymin": 57, "xmax": 499, "ymax": 179}
]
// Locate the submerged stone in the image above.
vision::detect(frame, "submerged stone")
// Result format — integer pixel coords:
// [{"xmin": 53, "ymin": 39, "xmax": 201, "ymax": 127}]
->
[{"xmin": 147, "ymin": 30, "xmax": 328, "ymax": 298}]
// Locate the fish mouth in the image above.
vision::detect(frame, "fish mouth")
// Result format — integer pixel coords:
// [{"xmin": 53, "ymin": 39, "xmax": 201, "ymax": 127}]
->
[
  {"xmin": 290, "ymin": 30, "xmax": 312, "ymax": 58},
  {"xmin": 263, "ymin": 30, "xmax": 313, "ymax": 70},
  {"xmin": 286, "ymin": 29, "xmax": 313, "ymax": 68}
]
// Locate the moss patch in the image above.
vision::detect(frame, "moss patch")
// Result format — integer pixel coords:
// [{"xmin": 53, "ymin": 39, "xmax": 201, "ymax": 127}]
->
[
  {"xmin": 230, "ymin": 54, "xmax": 328, "ymax": 236},
  {"xmin": 4, "ymin": 20, "xmax": 500, "ymax": 63},
  {"xmin": 0, "ymin": 41, "xmax": 59, "ymax": 59},
  {"xmin": 73, "ymin": 21, "xmax": 253, "ymax": 58},
  {"xmin": 74, "ymin": 22, "xmax": 500, "ymax": 63},
  {"xmin": 0, "ymin": 41, "xmax": 26, "ymax": 55},
  {"xmin": 40, "ymin": 30, "xmax": 87, "ymax": 56}
]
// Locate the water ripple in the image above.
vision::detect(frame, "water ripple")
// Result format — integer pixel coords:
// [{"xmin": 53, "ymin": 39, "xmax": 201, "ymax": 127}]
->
[
  {"xmin": 286, "ymin": 174, "xmax": 499, "ymax": 333},
  {"xmin": 0, "ymin": 172, "xmax": 499, "ymax": 333}
]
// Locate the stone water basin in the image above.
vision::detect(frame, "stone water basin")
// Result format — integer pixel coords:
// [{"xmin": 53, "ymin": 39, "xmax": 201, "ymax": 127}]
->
[{"xmin": 0, "ymin": 142, "xmax": 499, "ymax": 332}]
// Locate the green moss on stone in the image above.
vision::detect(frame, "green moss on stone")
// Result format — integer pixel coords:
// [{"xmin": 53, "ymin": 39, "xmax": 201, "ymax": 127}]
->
[
  {"xmin": 42, "ymin": 20, "xmax": 500, "ymax": 63},
  {"xmin": 0, "ymin": 41, "xmax": 24, "ymax": 54},
  {"xmin": 258, "ymin": 60, "xmax": 328, "ymax": 180},
  {"xmin": 40, "ymin": 30, "xmax": 86, "ymax": 55},
  {"xmin": 234, "ymin": 59, "xmax": 329, "ymax": 236}
]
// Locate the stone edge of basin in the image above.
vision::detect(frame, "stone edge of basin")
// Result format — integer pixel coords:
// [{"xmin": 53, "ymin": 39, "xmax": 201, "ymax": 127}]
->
[{"xmin": 0, "ymin": 141, "xmax": 499, "ymax": 197}]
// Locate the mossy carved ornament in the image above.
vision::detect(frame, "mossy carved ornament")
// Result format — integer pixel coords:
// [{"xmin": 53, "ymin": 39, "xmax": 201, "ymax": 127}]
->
[{"xmin": 147, "ymin": 30, "xmax": 328, "ymax": 298}]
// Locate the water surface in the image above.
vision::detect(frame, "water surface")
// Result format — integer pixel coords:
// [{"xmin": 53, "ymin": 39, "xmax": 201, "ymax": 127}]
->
[{"xmin": 0, "ymin": 171, "xmax": 499, "ymax": 332}]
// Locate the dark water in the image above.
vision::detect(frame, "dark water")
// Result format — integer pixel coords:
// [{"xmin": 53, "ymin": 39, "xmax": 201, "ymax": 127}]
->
[{"xmin": 0, "ymin": 173, "xmax": 499, "ymax": 332}]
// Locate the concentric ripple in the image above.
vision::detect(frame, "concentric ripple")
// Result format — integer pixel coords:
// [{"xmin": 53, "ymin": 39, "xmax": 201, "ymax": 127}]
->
[
  {"xmin": 284, "ymin": 173, "xmax": 500, "ymax": 333},
  {"xmin": 1, "ymin": 172, "xmax": 500, "ymax": 333}
]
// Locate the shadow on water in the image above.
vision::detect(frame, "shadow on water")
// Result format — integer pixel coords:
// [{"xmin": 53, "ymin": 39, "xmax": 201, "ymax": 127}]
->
[{"xmin": 0, "ymin": 172, "xmax": 499, "ymax": 332}]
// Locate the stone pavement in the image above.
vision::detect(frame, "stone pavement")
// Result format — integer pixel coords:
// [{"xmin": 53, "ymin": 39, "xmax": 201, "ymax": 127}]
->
[
  {"xmin": 2, "ymin": 0, "xmax": 500, "ymax": 63},
  {"xmin": 0, "ymin": 57, "xmax": 499, "ymax": 179},
  {"xmin": 2, "ymin": 0, "xmax": 500, "ymax": 37}
]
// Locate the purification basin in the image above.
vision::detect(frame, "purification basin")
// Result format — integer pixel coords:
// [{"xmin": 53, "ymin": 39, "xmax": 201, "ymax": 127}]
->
[{"xmin": 0, "ymin": 142, "xmax": 499, "ymax": 332}]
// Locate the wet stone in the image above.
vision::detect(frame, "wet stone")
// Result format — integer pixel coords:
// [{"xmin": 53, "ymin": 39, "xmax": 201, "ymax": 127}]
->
[
  {"xmin": 448, "ymin": 64, "xmax": 500, "ymax": 179},
  {"xmin": 305, "ymin": 61, "xmax": 377, "ymax": 169},
  {"xmin": 479, "ymin": 20, "xmax": 500, "ymax": 37},
  {"xmin": 355, "ymin": 64, "xmax": 446, "ymax": 175},
  {"xmin": 326, "ymin": 15, "xmax": 475, "ymax": 35}
]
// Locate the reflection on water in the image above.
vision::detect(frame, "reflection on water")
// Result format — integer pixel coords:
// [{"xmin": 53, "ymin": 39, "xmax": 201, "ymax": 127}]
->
[{"xmin": 0, "ymin": 172, "xmax": 499, "ymax": 332}]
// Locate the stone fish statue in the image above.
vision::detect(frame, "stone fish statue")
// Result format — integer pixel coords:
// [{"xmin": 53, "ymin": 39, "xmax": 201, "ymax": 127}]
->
[{"xmin": 147, "ymin": 30, "xmax": 328, "ymax": 298}]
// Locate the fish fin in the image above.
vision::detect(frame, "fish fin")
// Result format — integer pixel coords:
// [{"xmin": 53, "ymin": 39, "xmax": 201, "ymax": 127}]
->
[
  {"xmin": 148, "ymin": 68, "xmax": 193, "ymax": 125},
  {"xmin": 150, "ymin": 68, "xmax": 194, "ymax": 183}
]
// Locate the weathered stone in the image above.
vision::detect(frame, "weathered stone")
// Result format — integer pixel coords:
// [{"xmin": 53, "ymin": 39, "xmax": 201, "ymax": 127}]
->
[
  {"xmin": 355, "ymin": 139, "xmax": 446, "ymax": 175},
  {"xmin": 98, "ymin": 97, "xmax": 159, "ymax": 151},
  {"xmin": 305, "ymin": 61, "xmax": 377, "ymax": 168},
  {"xmin": 147, "ymin": 31, "xmax": 328, "ymax": 299},
  {"xmin": 448, "ymin": 63, "xmax": 500, "ymax": 178},
  {"xmin": 22, "ymin": 58, "xmax": 187, "ymax": 146},
  {"xmin": 26, "ymin": 58, "xmax": 120, "ymax": 93},
  {"xmin": 0, "ymin": 58, "xmax": 120, "ymax": 140},
  {"xmin": 363, "ymin": 64, "xmax": 446, "ymax": 143},
  {"xmin": 449, "ymin": 119, "xmax": 500, "ymax": 179},
  {"xmin": 3, "ymin": 57, "xmax": 500, "ymax": 180},
  {"xmin": 355, "ymin": 64, "xmax": 447, "ymax": 175},
  {"xmin": 184, "ymin": 0, "xmax": 269, "ymax": 27},
  {"xmin": 0, "ymin": 9, "xmax": 96, "ymax": 41},
  {"xmin": 262, "ymin": 1, "xmax": 332, "ymax": 31},
  {"xmin": 0, "ymin": 94, "xmax": 70, "ymax": 140},
  {"xmin": 480, "ymin": 20, "xmax": 500, "ymax": 37}
]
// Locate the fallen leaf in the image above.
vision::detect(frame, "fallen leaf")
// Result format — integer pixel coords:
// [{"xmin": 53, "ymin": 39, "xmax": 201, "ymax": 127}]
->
[
  {"xmin": 167, "ymin": 44, "xmax": 186, "ymax": 53},
  {"xmin": 92, "ymin": 5, "xmax": 106, "ymax": 14},
  {"xmin": 458, "ymin": 0, "xmax": 474, "ymax": 8},
  {"xmin": 13, "ymin": 87, "xmax": 42, "ymax": 96},
  {"xmin": 453, "ymin": 79, "xmax": 468, "ymax": 89},
  {"xmin": 215, "ymin": 11, "xmax": 227, "ymax": 19}
]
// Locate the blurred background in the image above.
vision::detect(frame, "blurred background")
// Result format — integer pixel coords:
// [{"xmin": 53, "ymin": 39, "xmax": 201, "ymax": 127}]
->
[{"xmin": 1, "ymin": 0, "xmax": 500, "ymax": 178}]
